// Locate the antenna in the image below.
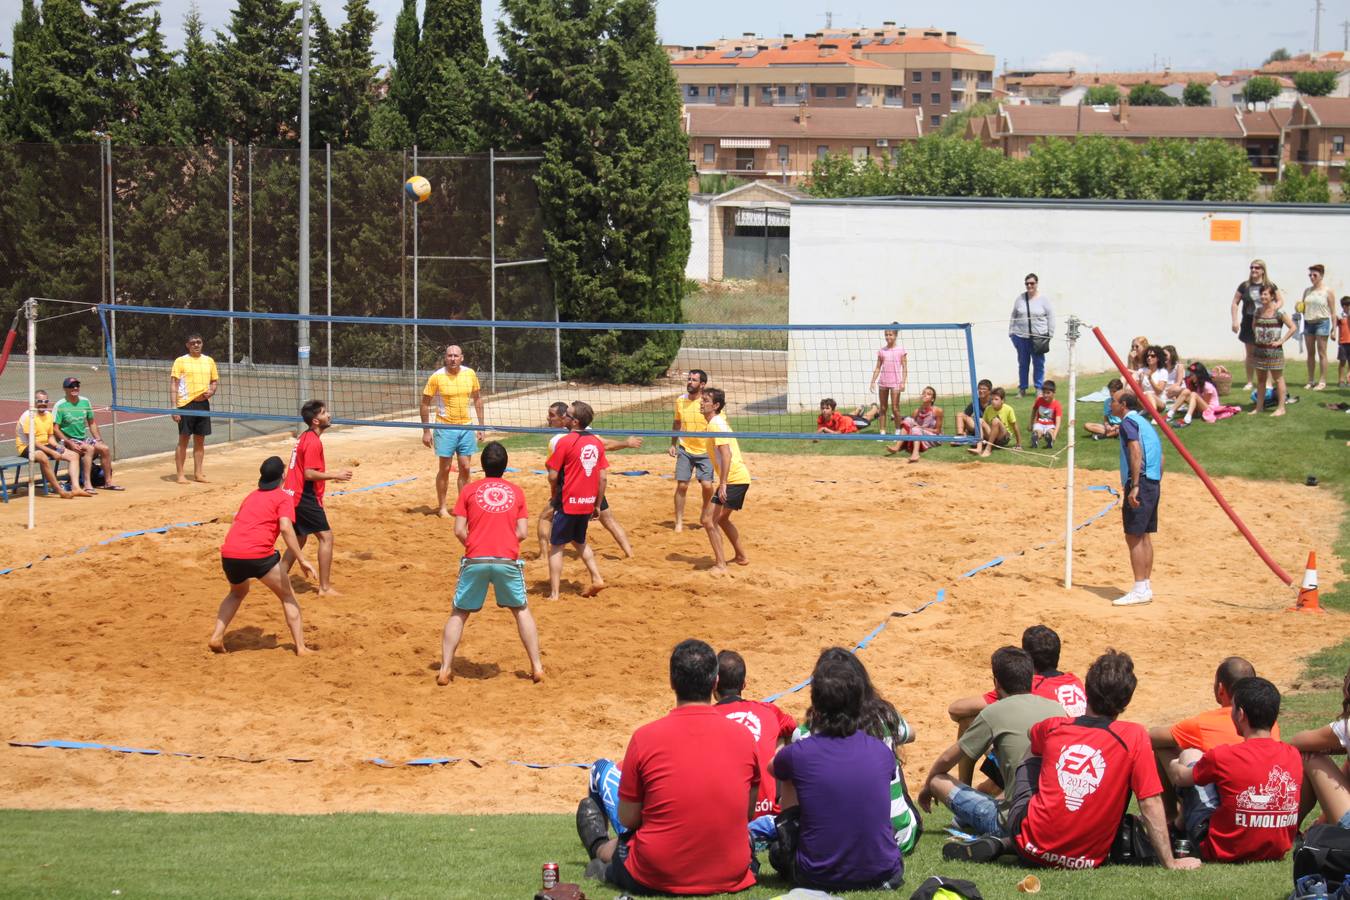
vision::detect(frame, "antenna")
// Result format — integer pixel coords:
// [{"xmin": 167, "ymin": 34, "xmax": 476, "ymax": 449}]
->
[
  {"xmin": 1314, "ymin": 0, "xmax": 1325, "ymax": 52},
  {"xmin": 823, "ymin": 9, "xmax": 833, "ymax": 29},
  {"xmin": 1342, "ymin": 18, "xmax": 1349, "ymax": 51}
]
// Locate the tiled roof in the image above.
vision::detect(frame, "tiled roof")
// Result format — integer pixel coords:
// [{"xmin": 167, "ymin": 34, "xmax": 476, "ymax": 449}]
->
[
  {"xmin": 672, "ymin": 39, "xmax": 891, "ymax": 69},
  {"xmin": 1001, "ymin": 104, "xmax": 1244, "ymax": 138},
  {"xmin": 1240, "ymin": 109, "xmax": 1292, "ymax": 136},
  {"xmin": 1260, "ymin": 54, "xmax": 1350, "ymax": 74},
  {"xmin": 687, "ymin": 105, "xmax": 924, "ymax": 140},
  {"xmin": 1299, "ymin": 96, "xmax": 1350, "ymax": 127},
  {"xmin": 1016, "ymin": 70, "xmax": 1217, "ymax": 90}
]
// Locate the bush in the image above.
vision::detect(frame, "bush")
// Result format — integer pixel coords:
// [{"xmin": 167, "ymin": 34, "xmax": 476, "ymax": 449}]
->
[{"xmin": 1273, "ymin": 167, "xmax": 1332, "ymax": 203}]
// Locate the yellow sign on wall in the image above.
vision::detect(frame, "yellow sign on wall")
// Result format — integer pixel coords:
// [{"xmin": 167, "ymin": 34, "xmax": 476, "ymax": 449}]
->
[{"xmin": 1209, "ymin": 219, "xmax": 1242, "ymax": 242}]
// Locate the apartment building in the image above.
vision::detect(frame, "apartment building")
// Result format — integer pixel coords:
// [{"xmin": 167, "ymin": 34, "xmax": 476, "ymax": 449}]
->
[
  {"xmin": 1284, "ymin": 96, "xmax": 1350, "ymax": 183},
  {"xmin": 669, "ymin": 24, "xmax": 996, "ymax": 129},
  {"xmin": 687, "ymin": 105, "xmax": 924, "ymax": 184},
  {"xmin": 1008, "ymin": 69, "xmax": 1219, "ymax": 105}
]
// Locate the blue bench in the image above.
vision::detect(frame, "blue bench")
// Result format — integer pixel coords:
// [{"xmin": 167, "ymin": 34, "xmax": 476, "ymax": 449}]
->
[{"xmin": 0, "ymin": 454, "xmax": 65, "ymax": 502}]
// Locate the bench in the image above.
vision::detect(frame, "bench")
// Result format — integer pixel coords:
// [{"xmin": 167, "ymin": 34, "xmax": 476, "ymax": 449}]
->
[{"xmin": 0, "ymin": 454, "xmax": 65, "ymax": 502}]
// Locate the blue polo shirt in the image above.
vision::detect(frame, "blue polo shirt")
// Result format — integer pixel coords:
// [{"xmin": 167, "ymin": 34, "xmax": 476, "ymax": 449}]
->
[{"xmin": 1118, "ymin": 410, "xmax": 1162, "ymax": 485}]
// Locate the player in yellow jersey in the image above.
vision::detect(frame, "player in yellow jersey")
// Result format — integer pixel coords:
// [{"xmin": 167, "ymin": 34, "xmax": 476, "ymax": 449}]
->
[
  {"xmin": 170, "ymin": 333, "xmax": 219, "ymax": 483},
  {"xmin": 699, "ymin": 387, "xmax": 750, "ymax": 573},
  {"xmin": 420, "ymin": 344, "xmax": 485, "ymax": 516},
  {"xmin": 668, "ymin": 368, "xmax": 714, "ymax": 532}
]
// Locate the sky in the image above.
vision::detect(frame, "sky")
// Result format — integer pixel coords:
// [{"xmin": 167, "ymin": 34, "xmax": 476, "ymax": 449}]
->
[{"xmin": 0, "ymin": 0, "xmax": 1324, "ymax": 75}]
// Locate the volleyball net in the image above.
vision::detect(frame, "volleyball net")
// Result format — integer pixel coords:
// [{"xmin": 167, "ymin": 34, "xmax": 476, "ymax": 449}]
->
[{"xmin": 97, "ymin": 305, "xmax": 981, "ymax": 442}]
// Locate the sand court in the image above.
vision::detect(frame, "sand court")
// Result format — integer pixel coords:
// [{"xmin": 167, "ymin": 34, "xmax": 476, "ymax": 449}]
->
[{"xmin": 0, "ymin": 426, "xmax": 1342, "ymax": 814}]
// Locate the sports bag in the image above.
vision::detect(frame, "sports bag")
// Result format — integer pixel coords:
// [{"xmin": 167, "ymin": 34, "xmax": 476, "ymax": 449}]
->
[
  {"xmin": 1023, "ymin": 294, "xmax": 1051, "ymax": 355},
  {"xmin": 1294, "ymin": 823, "xmax": 1350, "ymax": 885}
]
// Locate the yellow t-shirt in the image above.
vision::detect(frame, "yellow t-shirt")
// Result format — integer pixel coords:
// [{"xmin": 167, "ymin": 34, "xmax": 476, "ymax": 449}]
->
[
  {"xmin": 423, "ymin": 366, "xmax": 480, "ymax": 424},
  {"xmin": 171, "ymin": 354, "xmax": 219, "ymax": 407},
  {"xmin": 15, "ymin": 410, "xmax": 54, "ymax": 453},
  {"xmin": 983, "ymin": 402, "xmax": 1018, "ymax": 432},
  {"xmin": 674, "ymin": 393, "xmax": 710, "ymax": 455},
  {"xmin": 707, "ymin": 414, "xmax": 750, "ymax": 485}
]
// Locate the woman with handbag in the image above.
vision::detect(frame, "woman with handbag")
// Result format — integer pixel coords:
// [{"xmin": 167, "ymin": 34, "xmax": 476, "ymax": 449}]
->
[{"xmin": 1008, "ymin": 273, "xmax": 1055, "ymax": 396}]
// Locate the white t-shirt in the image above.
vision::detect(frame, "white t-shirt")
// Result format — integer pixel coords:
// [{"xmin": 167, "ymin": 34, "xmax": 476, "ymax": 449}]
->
[{"xmin": 1330, "ymin": 717, "xmax": 1350, "ymax": 752}]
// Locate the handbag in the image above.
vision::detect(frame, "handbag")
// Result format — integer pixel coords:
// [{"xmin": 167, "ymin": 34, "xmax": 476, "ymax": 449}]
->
[{"xmin": 1024, "ymin": 294, "xmax": 1051, "ymax": 355}]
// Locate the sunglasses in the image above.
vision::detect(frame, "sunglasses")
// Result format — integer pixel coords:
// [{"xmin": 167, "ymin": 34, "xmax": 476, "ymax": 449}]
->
[
  {"xmin": 188, "ymin": 340, "xmax": 203, "ymax": 345},
  {"xmin": 34, "ymin": 400, "xmax": 49, "ymax": 406}
]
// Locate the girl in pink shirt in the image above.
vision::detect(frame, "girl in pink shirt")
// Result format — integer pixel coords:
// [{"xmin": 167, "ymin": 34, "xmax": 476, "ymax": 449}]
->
[{"xmin": 868, "ymin": 328, "xmax": 908, "ymax": 436}]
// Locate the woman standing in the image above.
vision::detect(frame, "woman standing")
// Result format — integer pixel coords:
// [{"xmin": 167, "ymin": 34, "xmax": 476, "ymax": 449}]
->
[
  {"xmin": 1231, "ymin": 260, "xmax": 1283, "ymax": 391},
  {"xmin": 868, "ymin": 328, "xmax": 908, "ymax": 436},
  {"xmin": 1301, "ymin": 264, "xmax": 1335, "ymax": 391},
  {"xmin": 1008, "ymin": 273, "xmax": 1054, "ymax": 396},
  {"xmin": 1251, "ymin": 283, "xmax": 1296, "ymax": 417}
]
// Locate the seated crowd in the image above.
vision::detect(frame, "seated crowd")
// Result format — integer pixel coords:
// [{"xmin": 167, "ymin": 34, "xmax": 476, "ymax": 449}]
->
[{"xmin": 575, "ymin": 629, "xmax": 1350, "ymax": 895}]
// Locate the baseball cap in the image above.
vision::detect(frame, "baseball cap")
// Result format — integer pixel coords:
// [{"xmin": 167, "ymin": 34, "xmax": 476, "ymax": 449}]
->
[
  {"xmin": 62, "ymin": 377, "xmax": 80, "ymax": 388},
  {"xmin": 258, "ymin": 456, "xmax": 286, "ymax": 491}
]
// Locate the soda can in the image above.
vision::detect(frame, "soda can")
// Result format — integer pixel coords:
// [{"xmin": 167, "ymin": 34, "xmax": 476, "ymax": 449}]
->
[{"xmin": 542, "ymin": 862, "xmax": 559, "ymax": 889}]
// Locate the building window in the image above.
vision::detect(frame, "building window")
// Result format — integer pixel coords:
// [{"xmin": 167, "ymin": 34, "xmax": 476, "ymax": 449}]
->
[
  {"xmin": 1336, "ymin": 135, "xmax": 1346, "ymax": 154},
  {"xmin": 931, "ymin": 70, "xmax": 942, "ymax": 81},
  {"xmin": 911, "ymin": 71, "xmax": 922, "ymax": 82},
  {"xmin": 836, "ymin": 85, "xmax": 848, "ymax": 97},
  {"xmin": 911, "ymin": 92, "xmax": 922, "ymax": 105},
  {"xmin": 931, "ymin": 92, "xmax": 941, "ymax": 104},
  {"xmin": 720, "ymin": 85, "xmax": 732, "ymax": 99},
  {"xmin": 778, "ymin": 85, "xmax": 788, "ymax": 99},
  {"xmin": 736, "ymin": 148, "xmax": 756, "ymax": 170},
  {"xmin": 817, "ymin": 144, "xmax": 830, "ymax": 159},
  {"xmin": 686, "ymin": 86, "xmax": 699, "ymax": 98},
  {"xmin": 890, "ymin": 147, "xmax": 901, "ymax": 163},
  {"xmin": 815, "ymin": 85, "xmax": 827, "ymax": 98},
  {"xmin": 703, "ymin": 144, "xmax": 715, "ymax": 163},
  {"xmin": 930, "ymin": 114, "xmax": 941, "ymax": 126},
  {"xmin": 760, "ymin": 87, "xmax": 774, "ymax": 103},
  {"xmin": 778, "ymin": 144, "xmax": 790, "ymax": 163},
  {"xmin": 852, "ymin": 146, "xmax": 869, "ymax": 161}
]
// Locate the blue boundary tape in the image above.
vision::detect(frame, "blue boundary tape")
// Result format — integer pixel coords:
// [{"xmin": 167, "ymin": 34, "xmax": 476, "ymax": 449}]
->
[{"xmin": 5, "ymin": 475, "xmax": 1120, "ymax": 769}]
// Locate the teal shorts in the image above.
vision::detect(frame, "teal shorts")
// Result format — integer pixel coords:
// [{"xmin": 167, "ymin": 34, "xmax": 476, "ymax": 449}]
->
[
  {"xmin": 433, "ymin": 428, "xmax": 477, "ymax": 459},
  {"xmin": 453, "ymin": 557, "xmax": 528, "ymax": 611}
]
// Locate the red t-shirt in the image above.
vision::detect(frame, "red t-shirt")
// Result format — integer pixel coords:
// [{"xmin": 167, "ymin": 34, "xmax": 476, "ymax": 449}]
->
[
  {"xmin": 545, "ymin": 431, "xmax": 608, "ymax": 514},
  {"xmin": 717, "ymin": 697, "xmax": 798, "ymax": 816},
  {"xmin": 453, "ymin": 477, "xmax": 527, "ymax": 559},
  {"xmin": 817, "ymin": 411, "xmax": 857, "ymax": 434},
  {"xmin": 1014, "ymin": 716, "xmax": 1161, "ymax": 870},
  {"xmin": 1192, "ymin": 737, "xmax": 1302, "ymax": 863},
  {"xmin": 983, "ymin": 672, "xmax": 1087, "ymax": 717},
  {"xmin": 619, "ymin": 705, "xmax": 759, "ymax": 894},
  {"xmin": 220, "ymin": 488, "xmax": 293, "ymax": 559},
  {"xmin": 1032, "ymin": 397, "xmax": 1062, "ymax": 427},
  {"xmin": 284, "ymin": 430, "xmax": 326, "ymax": 507}
]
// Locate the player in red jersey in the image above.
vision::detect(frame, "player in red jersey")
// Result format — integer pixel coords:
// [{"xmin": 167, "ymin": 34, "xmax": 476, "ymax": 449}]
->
[
  {"xmin": 714, "ymin": 649, "xmax": 796, "ymax": 817},
  {"xmin": 545, "ymin": 401, "xmax": 608, "ymax": 601},
  {"xmin": 280, "ymin": 400, "xmax": 352, "ymax": 596}
]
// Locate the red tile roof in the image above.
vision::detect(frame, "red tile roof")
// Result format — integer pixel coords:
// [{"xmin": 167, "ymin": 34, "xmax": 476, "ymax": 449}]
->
[
  {"xmin": 686, "ymin": 105, "xmax": 924, "ymax": 140},
  {"xmin": 1016, "ymin": 70, "xmax": 1217, "ymax": 90},
  {"xmin": 1001, "ymin": 104, "xmax": 1244, "ymax": 138},
  {"xmin": 1299, "ymin": 96, "xmax": 1350, "ymax": 127},
  {"xmin": 1260, "ymin": 53, "xmax": 1350, "ymax": 74},
  {"xmin": 672, "ymin": 39, "xmax": 891, "ymax": 69},
  {"xmin": 1240, "ymin": 109, "xmax": 1292, "ymax": 136}
]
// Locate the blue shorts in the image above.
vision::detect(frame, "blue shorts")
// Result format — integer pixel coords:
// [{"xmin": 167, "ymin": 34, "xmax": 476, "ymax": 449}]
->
[
  {"xmin": 1181, "ymin": 781, "xmax": 1219, "ymax": 845},
  {"xmin": 550, "ymin": 510, "xmax": 591, "ymax": 546},
  {"xmin": 949, "ymin": 784, "xmax": 1002, "ymax": 837},
  {"xmin": 452, "ymin": 558, "xmax": 527, "ymax": 611},
  {"xmin": 1305, "ymin": 318, "xmax": 1332, "ymax": 338},
  {"xmin": 433, "ymin": 427, "xmax": 477, "ymax": 459}
]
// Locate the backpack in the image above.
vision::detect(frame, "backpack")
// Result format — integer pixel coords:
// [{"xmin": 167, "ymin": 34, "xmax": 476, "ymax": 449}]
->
[{"xmin": 1294, "ymin": 824, "xmax": 1350, "ymax": 886}]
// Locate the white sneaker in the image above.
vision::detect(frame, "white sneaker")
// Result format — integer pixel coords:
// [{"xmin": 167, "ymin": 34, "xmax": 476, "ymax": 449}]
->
[{"xmin": 1112, "ymin": 589, "xmax": 1153, "ymax": 607}]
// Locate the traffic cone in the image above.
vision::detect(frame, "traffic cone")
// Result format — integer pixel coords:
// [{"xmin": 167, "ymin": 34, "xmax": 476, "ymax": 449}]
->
[{"xmin": 1288, "ymin": 551, "xmax": 1323, "ymax": 613}]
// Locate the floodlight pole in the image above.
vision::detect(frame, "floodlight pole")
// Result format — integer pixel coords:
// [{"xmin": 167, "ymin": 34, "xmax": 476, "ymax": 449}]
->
[
  {"xmin": 1064, "ymin": 315, "xmax": 1081, "ymax": 589},
  {"xmin": 298, "ymin": 0, "xmax": 312, "ymax": 405}
]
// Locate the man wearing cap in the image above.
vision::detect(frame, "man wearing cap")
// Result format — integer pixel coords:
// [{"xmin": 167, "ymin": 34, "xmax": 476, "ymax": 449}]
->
[
  {"xmin": 52, "ymin": 377, "xmax": 122, "ymax": 492},
  {"xmin": 210, "ymin": 456, "xmax": 318, "ymax": 656},
  {"xmin": 15, "ymin": 389, "xmax": 91, "ymax": 499},
  {"xmin": 170, "ymin": 333, "xmax": 219, "ymax": 484}
]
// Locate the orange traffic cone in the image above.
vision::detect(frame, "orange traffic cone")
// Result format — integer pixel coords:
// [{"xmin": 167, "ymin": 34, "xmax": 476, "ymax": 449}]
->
[{"xmin": 1289, "ymin": 551, "xmax": 1323, "ymax": 613}]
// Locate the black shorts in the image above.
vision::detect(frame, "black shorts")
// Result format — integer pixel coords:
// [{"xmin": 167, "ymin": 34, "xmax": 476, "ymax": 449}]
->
[
  {"xmin": 221, "ymin": 551, "xmax": 281, "ymax": 585},
  {"xmin": 712, "ymin": 483, "xmax": 749, "ymax": 510},
  {"xmin": 293, "ymin": 490, "xmax": 331, "ymax": 536},
  {"xmin": 1122, "ymin": 478, "xmax": 1160, "ymax": 535},
  {"xmin": 177, "ymin": 399, "xmax": 212, "ymax": 437},
  {"xmin": 550, "ymin": 510, "xmax": 591, "ymax": 546}
]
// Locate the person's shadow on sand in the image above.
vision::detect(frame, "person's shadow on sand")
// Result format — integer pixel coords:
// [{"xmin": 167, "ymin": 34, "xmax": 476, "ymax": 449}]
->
[
  {"xmin": 424, "ymin": 658, "xmax": 501, "ymax": 680},
  {"xmin": 219, "ymin": 626, "xmax": 278, "ymax": 652}
]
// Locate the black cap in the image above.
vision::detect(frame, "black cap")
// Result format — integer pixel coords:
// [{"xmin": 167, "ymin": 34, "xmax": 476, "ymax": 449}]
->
[
  {"xmin": 63, "ymin": 377, "xmax": 80, "ymax": 388},
  {"xmin": 258, "ymin": 456, "xmax": 286, "ymax": 490}
]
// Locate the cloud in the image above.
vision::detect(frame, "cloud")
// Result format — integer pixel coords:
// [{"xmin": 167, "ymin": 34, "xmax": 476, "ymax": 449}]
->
[{"xmin": 1032, "ymin": 49, "xmax": 1106, "ymax": 70}]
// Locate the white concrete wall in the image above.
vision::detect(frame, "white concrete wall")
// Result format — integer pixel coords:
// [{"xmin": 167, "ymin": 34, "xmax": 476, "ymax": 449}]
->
[
  {"xmin": 787, "ymin": 197, "xmax": 1350, "ymax": 410},
  {"xmin": 686, "ymin": 196, "xmax": 712, "ymax": 281}
]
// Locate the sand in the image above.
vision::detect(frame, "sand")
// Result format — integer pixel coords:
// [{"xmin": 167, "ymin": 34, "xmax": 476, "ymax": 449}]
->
[{"xmin": 0, "ymin": 426, "xmax": 1342, "ymax": 814}]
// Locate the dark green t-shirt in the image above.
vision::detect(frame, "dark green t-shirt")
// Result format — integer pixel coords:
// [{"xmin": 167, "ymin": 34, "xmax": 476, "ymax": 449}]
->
[{"xmin": 53, "ymin": 396, "xmax": 93, "ymax": 440}]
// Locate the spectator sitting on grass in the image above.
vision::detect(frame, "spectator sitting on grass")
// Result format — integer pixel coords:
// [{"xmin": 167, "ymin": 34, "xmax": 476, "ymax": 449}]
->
[
  {"xmin": 1290, "ymin": 663, "xmax": 1350, "ymax": 834},
  {"xmin": 1166, "ymin": 676, "xmax": 1302, "ymax": 863},
  {"xmin": 1085, "ymin": 378, "xmax": 1124, "ymax": 440},
  {"xmin": 956, "ymin": 380, "xmax": 993, "ymax": 438},
  {"xmin": 968, "ymin": 387, "xmax": 1020, "ymax": 457}
]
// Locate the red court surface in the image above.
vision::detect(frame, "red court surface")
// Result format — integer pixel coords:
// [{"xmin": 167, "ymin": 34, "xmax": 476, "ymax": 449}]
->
[{"xmin": 0, "ymin": 399, "xmax": 161, "ymax": 444}]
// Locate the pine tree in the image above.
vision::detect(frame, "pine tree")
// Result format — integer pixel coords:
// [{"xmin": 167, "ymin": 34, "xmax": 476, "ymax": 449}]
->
[
  {"xmin": 10, "ymin": 0, "xmax": 102, "ymax": 141},
  {"xmin": 373, "ymin": 0, "xmax": 419, "ymax": 147},
  {"xmin": 498, "ymin": 0, "xmax": 690, "ymax": 382},
  {"xmin": 87, "ymin": 0, "xmax": 158, "ymax": 139},
  {"xmin": 217, "ymin": 0, "xmax": 301, "ymax": 145},
  {"xmin": 131, "ymin": 11, "xmax": 186, "ymax": 144},
  {"xmin": 175, "ymin": 6, "xmax": 227, "ymax": 145},
  {"xmin": 313, "ymin": 0, "xmax": 379, "ymax": 146}
]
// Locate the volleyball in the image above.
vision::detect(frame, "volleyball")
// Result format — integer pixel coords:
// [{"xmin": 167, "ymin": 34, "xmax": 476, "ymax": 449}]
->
[{"xmin": 404, "ymin": 175, "xmax": 431, "ymax": 204}]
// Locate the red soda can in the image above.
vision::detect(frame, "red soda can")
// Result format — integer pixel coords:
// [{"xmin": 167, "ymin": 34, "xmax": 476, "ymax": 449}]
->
[{"xmin": 542, "ymin": 862, "xmax": 559, "ymax": 889}]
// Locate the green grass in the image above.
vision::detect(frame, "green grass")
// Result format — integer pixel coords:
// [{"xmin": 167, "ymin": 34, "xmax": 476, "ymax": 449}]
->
[{"xmin": 3, "ymin": 363, "xmax": 1347, "ymax": 898}]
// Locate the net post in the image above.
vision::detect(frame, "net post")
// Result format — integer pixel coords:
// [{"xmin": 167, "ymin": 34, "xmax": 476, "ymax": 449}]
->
[
  {"xmin": 227, "ymin": 139, "xmax": 235, "ymax": 444},
  {"xmin": 489, "ymin": 147, "xmax": 497, "ymax": 395},
  {"xmin": 26, "ymin": 297, "xmax": 37, "ymax": 530},
  {"xmin": 1064, "ymin": 315, "xmax": 1081, "ymax": 589},
  {"xmin": 247, "ymin": 144, "xmax": 254, "ymax": 365},
  {"xmin": 326, "ymin": 142, "xmax": 333, "ymax": 406},
  {"xmin": 106, "ymin": 137, "xmax": 118, "ymax": 460},
  {"xmin": 298, "ymin": 0, "xmax": 312, "ymax": 406},
  {"xmin": 412, "ymin": 144, "xmax": 419, "ymax": 392}
]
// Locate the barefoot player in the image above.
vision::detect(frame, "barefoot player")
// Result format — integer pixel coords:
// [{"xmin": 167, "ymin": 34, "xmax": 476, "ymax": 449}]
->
[
  {"xmin": 281, "ymin": 400, "xmax": 352, "ymax": 596},
  {"xmin": 420, "ymin": 344, "xmax": 485, "ymax": 516},
  {"xmin": 537, "ymin": 401, "xmax": 642, "ymax": 559},
  {"xmin": 700, "ymin": 387, "xmax": 750, "ymax": 573},
  {"xmin": 210, "ymin": 456, "xmax": 317, "ymax": 655},
  {"xmin": 545, "ymin": 401, "xmax": 608, "ymax": 600},
  {"xmin": 669, "ymin": 369, "xmax": 714, "ymax": 531},
  {"xmin": 436, "ymin": 441, "xmax": 544, "ymax": 685}
]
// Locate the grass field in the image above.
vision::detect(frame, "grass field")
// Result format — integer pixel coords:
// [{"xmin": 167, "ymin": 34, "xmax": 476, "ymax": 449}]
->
[{"xmin": 3, "ymin": 364, "xmax": 1347, "ymax": 899}]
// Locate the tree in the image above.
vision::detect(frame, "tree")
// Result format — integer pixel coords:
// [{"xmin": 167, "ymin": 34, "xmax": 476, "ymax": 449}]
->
[
  {"xmin": 174, "ymin": 5, "xmax": 228, "ymax": 145},
  {"xmin": 1183, "ymin": 81, "xmax": 1211, "ymax": 106},
  {"xmin": 379, "ymin": 0, "xmax": 420, "ymax": 142},
  {"xmin": 9, "ymin": 0, "xmax": 103, "ymax": 142},
  {"xmin": 1273, "ymin": 167, "xmax": 1331, "ymax": 203},
  {"xmin": 312, "ymin": 0, "xmax": 379, "ymax": 146},
  {"xmin": 498, "ymin": 0, "xmax": 691, "ymax": 383},
  {"xmin": 216, "ymin": 0, "xmax": 301, "ymax": 145},
  {"xmin": 416, "ymin": 0, "xmax": 491, "ymax": 150},
  {"xmin": 86, "ymin": 0, "xmax": 159, "ymax": 140},
  {"xmin": 938, "ymin": 98, "xmax": 999, "ymax": 138},
  {"xmin": 1264, "ymin": 48, "xmax": 1291, "ymax": 64},
  {"xmin": 1128, "ymin": 83, "xmax": 1179, "ymax": 106},
  {"xmin": 1082, "ymin": 84, "xmax": 1120, "ymax": 105},
  {"xmin": 1242, "ymin": 76, "xmax": 1281, "ymax": 106},
  {"xmin": 132, "ymin": 12, "xmax": 188, "ymax": 144},
  {"xmin": 1293, "ymin": 70, "xmax": 1339, "ymax": 97}
]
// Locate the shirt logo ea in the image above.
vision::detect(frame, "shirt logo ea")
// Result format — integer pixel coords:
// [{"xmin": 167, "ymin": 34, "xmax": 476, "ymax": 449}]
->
[{"xmin": 1056, "ymin": 743, "xmax": 1107, "ymax": 811}]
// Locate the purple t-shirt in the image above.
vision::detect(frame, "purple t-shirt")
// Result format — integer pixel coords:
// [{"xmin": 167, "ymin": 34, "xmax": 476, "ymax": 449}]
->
[{"xmin": 772, "ymin": 730, "xmax": 901, "ymax": 888}]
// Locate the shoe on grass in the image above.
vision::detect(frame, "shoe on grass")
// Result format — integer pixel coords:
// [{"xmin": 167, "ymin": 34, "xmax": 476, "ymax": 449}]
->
[
  {"xmin": 576, "ymin": 796, "xmax": 609, "ymax": 860},
  {"xmin": 941, "ymin": 835, "xmax": 1005, "ymax": 862},
  {"xmin": 1112, "ymin": 589, "xmax": 1154, "ymax": 607}
]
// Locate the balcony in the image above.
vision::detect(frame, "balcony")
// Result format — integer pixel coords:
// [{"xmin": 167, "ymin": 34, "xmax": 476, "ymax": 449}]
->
[
  {"xmin": 683, "ymin": 94, "xmax": 717, "ymax": 105},
  {"xmin": 1246, "ymin": 153, "xmax": 1280, "ymax": 169},
  {"xmin": 951, "ymin": 78, "xmax": 966, "ymax": 91},
  {"xmin": 977, "ymin": 78, "xmax": 994, "ymax": 92},
  {"xmin": 884, "ymin": 97, "xmax": 905, "ymax": 107}
]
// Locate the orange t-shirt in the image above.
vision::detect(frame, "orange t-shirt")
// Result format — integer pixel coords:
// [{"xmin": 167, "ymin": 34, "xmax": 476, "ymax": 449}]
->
[
  {"xmin": 816, "ymin": 411, "xmax": 857, "ymax": 433},
  {"xmin": 1337, "ymin": 314, "xmax": 1350, "ymax": 344},
  {"xmin": 1170, "ymin": 706, "xmax": 1280, "ymax": 752}
]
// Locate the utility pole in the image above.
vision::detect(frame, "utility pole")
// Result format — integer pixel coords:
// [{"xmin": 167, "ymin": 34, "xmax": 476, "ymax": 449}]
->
[
  {"xmin": 298, "ymin": 0, "xmax": 311, "ymax": 401},
  {"xmin": 1314, "ymin": 0, "xmax": 1324, "ymax": 52},
  {"xmin": 1341, "ymin": 18, "xmax": 1349, "ymax": 51}
]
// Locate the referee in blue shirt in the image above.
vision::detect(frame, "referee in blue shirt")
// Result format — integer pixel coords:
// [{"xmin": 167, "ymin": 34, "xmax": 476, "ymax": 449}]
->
[{"xmin": 1112, "ymin": 390, "xmax": 1163, "ymax": 607}]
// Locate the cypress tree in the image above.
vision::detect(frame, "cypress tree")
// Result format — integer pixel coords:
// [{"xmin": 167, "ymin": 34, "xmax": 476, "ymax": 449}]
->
[
  {"xmin": 416, "ymin": 0, "xmax": 489, "ymax": 150},
  {"xmin": 86, "ymin": 0, "xmax": 158, "ymax": 139},
  {"xmin": 174, "ymin": 5, "xmax": 227, "ymax": 146},
  {"xmin": 312, "ymin": 0, "xmax": 379, "ymax": 147},
  {"xmin": 498, "ymin": 0, "xmax": 690, "ymax": 382},
  {"xmin": 370, "ymin": 0, "xmax": 418, "ymax": 147},
  {"xmin": 10, "ymin": 0, "xmax": 101, "ymax": 141},
  {"xmin": 217, "ymin": 0, "xmax": 301, "ymax": 145},
  {"xmin": 132, "ymin": 11, "xmax": 186, "ymax": 145}
]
